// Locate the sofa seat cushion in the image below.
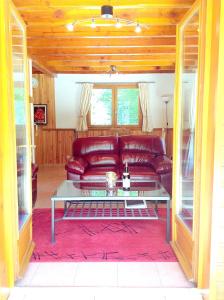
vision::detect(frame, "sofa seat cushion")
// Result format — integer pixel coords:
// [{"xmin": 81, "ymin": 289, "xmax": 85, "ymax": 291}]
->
[
  {"xmin": 81, "ymin": 166, "xmax": 120, "ymax": 180},
  {"xmin": 85, "ymin": 154, "xmax": 119, "ymax": 167},
  {"xmin": 120, "ymin": 166, "xmax": 160, "ymax": 181}
]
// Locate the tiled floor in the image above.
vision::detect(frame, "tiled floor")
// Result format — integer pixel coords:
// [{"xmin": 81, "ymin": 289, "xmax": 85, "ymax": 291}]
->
[
  {"xmin": 16, "ymin": 262, "xmax": 193, "ymax": 288},
  {"xmin": 16, "ymin": 165, "xmax": 203, "ymax": 300},
  {"xmin": 9, "ymin": 287, "xmax": 203, "ymax": 300}
]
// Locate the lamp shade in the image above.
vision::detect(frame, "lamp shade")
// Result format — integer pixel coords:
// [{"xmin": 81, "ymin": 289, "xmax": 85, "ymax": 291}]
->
[{"xmin": 101, "ymin": 5, "xmax": 113, "ymax": 18}]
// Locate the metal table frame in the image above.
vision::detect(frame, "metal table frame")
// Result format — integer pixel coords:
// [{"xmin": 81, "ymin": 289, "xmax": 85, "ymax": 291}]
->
[{"xmin": 51, "ymin": 180, "xmax": 171, "ymax": 243}]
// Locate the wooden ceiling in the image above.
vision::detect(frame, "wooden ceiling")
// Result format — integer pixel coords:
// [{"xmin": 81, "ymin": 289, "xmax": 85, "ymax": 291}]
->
[{"xmin": 13, "ymin": 0, "xmax": 196, "ymax": 75}]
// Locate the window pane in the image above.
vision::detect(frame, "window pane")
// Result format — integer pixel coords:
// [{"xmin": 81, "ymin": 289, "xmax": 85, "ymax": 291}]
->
[
  {"xmin": 117, "ymin": 88, "xmax": 139, "ymax": 125},
  {"xmin": 90, "ymin": 89, "xmax": 112, "ymax": 125}
]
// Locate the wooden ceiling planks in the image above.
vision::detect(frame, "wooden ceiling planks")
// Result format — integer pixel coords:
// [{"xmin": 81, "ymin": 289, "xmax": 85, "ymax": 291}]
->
[{"xmin": 13, "ymin": 0, "xmax": 196, "ymax": 74}]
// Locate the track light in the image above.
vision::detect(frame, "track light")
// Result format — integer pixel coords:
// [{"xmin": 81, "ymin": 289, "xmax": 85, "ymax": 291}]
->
[
  {"xmin": 91, "ymin": 18, "xmax": 96, "ymax": 28},
  {"xmin": 135, "ymin": 23, "xmax": 141, "ymax": 33},
  {"xmin": 66, "ymin": 23, "xmax": 74, "ymax": 31},
  {"xmin": 66, "ymin": 5, "xmax": 147, "ymax": 33},
  {"xmin": 115, "ymin": 18, "xmax": 122, "ymax": 28}
]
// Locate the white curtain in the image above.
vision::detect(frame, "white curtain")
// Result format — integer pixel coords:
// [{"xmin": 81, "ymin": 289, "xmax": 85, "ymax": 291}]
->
[
  {"xmin": 138, "ymin": 83, "xmax": 153, "ymax": 132},
  {"xmin": 77, "ymin": 83, "xmax": 93, "ymax": 131}
]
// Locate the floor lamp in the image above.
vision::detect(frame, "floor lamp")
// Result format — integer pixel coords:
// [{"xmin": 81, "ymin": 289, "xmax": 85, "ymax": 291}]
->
[{"xmin": 161, "ymin": 95, "xmax": 171, "ymax": 156}]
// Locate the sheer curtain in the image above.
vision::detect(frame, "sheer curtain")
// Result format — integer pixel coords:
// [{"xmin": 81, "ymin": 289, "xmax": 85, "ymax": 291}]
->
[
  {"xmin": 77, "ymin": 83, "xmax": 93, "ymax": 131},
  {"xmin": 138, "ymin": 83, "xmax": 153, "ymax": 132}
]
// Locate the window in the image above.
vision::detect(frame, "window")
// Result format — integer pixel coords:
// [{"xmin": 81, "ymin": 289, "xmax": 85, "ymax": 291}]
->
[{"xmin": 88, "ymin": 84, "xmax": 141, "ymax": 128}]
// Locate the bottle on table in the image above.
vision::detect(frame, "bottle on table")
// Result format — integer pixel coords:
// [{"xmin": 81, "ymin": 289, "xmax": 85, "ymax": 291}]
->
[{"xmin": 122, "ymin": 162, "xmax": 130, "ymax": 190}]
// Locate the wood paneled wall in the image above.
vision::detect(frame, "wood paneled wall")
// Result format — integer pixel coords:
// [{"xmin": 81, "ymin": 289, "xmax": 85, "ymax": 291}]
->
[
  {"xmin": 35, "ymin": 128, "xmax": 76, "ymax": 164},
  {"xmin": 32, "ymin": 74, "xmax": 55, "ymax": 128},
  {"xmin": 32, "ymin": 74, "xmax": 76, "ymax": 164}
]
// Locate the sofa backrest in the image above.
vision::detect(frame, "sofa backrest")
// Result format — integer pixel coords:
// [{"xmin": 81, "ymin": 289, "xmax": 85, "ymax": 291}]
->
[
  {"xmin": 73, "ymin": 136, "xmax": 119, "ymax": 167},
  {"xmin": 119, "ymin": 135, "xmax": 165, "ymax": 166}
]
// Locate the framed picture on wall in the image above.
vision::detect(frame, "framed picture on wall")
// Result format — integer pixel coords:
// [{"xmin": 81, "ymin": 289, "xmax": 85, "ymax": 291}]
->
[{"xmin": 33, "ymin": 104, "xmax": 47, "ymax": 125}]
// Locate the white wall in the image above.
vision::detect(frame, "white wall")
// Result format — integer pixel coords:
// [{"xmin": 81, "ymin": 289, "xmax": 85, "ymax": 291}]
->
[{"xmin": 55, "ymin": 73, "xmax": 175, "ymax": 129}]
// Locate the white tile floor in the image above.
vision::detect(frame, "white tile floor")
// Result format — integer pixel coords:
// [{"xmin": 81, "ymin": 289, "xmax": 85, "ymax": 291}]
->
[
  {"xmin": 16, "ymin": 262, "xmax": 193, "ymax": 288},
  {"xmin": 9, "ymin": 286, "xmax": 204, "ymax": 300}
]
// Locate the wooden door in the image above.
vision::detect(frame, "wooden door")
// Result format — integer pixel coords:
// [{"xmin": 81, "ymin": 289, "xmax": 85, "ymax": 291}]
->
[{"xmin": 0, "ymin": 0, "xmax": 33, "ymax": 287}]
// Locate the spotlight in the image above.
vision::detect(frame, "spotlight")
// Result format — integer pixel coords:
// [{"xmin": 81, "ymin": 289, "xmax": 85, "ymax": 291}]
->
[
  {"xmin": 135, "ymin": 23, "xmax": 142, "ymax": 33},
  {"xmin": 91, "ymin": 18, "xmax": 96, "ymax": 28},
  {"xmin": 66, "ymin": 23, "xmax": 74, "ymax": 31},
  {"xmin": 115, "ymin": 18, "xmax": 122, "ymax": 28}
]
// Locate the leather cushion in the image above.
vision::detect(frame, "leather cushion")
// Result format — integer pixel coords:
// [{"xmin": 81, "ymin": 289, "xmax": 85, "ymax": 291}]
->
[
  {"xmin": 73, "ymin": 136, "xmax": 119, "ymax": 156},
  {"xmin": 119, "ymin": 135, "xmax": 165, "ymax": 155},
  {"xmin": 85, "ymin": 154, "xmax": 119, "ymax": 167},
  {"xmin": 81, "ymin": 166, "xmax": 120, "ymax": 180},
  {"xmin": 121, "ymin": 152, "xmax": 154, "ymax": 166},
  {"xmin": 65, "ymin": 157, "xmax": 88, "ymax": 175}
]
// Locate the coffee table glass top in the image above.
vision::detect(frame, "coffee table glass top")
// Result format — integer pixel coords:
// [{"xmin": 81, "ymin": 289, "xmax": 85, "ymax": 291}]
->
[{"xmin": 51, "ymin": 180, "xmax": 170, "ymax": 201}]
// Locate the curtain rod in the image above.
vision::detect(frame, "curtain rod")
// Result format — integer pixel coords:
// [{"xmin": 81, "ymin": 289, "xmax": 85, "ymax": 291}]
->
[{"xmin": 75, "ymin": 81, "xmax": 156, "ymax": 84}]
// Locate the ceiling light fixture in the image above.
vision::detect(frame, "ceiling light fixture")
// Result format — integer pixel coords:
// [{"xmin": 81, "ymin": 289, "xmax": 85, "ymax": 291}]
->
[
  {"xmin": 66, "ymin": 5, "xmax": 147, "ymax": 33},
  {"xmin": 101, "ymin": 5, "xmax": 113, "ymax": 19},
  {"xmin": 109, "ymin": 65, "xmax": 119, "ymax": 76}
]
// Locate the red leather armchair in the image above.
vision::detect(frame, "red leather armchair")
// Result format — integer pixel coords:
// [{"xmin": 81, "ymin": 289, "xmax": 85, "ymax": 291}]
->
[
  {"xmin": 32, "ymin": 163, "xmax": 38, "ymax": 207},
  {"xmin": 65, "ymin": 135, "xmax": 172, "ymax": 195}
]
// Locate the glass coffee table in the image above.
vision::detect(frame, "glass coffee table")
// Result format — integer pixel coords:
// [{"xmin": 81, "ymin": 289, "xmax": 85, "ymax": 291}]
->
[{"xmin": 51, "ymin": 180, "xmax": 171, "ymax": 243}]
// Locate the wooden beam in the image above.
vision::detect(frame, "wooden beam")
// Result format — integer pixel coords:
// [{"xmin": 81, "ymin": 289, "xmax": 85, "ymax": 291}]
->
[
  {"xmin": 13, "ymin": 0, "xmax": 195, "ymax": 9},
  {"xmin": 31, "ymin": 58, "xmax": 56, "ymax": 77},
  {"xmin": 46, "ymin": 59, "xmax": 175, "ymax": 67},
  {"xmin": 28, "ymin": 46, "xmax": 180, "ymax": 55},
  {"xmin": 31, "ymin": 53, "xmax": 180, "ymax": 61},
  {"xmin": 27, "ymin": 36, "xmax": 178, "ymax": 47},
  {"xmin": 50, "ymin": 65, "xmax": 175, "ymax": 72},
  {"xmin": 26, "ymin": 26, "xmax": 178, "ymax": 37}
]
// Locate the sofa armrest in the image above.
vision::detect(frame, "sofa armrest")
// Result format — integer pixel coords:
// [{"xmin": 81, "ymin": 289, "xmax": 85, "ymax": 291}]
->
[
  {"xmin": 150, "ymin": 155, "xmax": 172, "ymax": 175},
  {"xmin": 65, "ymin": 157, "xmax": 88, "ymax": 175}
]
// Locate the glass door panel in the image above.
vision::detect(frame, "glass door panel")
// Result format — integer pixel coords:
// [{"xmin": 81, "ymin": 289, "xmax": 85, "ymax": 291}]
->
[
  {"xmin": 11, "ymin": 12, "xmax": 30, "ymax": 230},
  {"xmin": 178, "ymin": 12, "xmax": 199, "ymax": 231}
]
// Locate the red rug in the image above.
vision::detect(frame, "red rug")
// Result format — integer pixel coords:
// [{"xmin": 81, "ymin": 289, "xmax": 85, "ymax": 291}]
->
[{"xmin": 31, "ymin": 209, "xmax": 176, "ymax": 262}]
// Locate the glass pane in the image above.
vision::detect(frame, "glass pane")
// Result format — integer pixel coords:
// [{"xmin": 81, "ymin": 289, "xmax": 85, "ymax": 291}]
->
[
  {"xmin": 11, "ymin": 13, "xmax": 30, "ymax": 230},
  {"xmin": 117, "ymin": 88, "xmax": 139, "ymax": 125},
  {"xmin": 90, "ymin": 89, "xmax": 112, "ymax": 125},
  {"xmin": 178, "ymin": 12, "xmax": 199, "ymax": 231}
]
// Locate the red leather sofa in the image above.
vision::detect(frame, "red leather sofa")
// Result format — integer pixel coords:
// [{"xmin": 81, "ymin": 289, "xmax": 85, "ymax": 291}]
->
[{"xmin": 65, "ymin": 135, "xmax": 172, "ymax": 194}]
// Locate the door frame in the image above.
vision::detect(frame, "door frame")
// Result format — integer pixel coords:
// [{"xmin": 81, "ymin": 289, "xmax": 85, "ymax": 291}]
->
[{"xmin": 0, "ymin": 0, "xmax": 33, "ymax": 287}]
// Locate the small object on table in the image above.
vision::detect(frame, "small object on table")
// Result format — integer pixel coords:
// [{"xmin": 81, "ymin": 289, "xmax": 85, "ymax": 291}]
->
[
  {"xmin": 122, "ymin": 162, "xmax": 130, "ymax": 190},
  {"xmin": 105, "ymin": 171, "xmax": 117, "ymax": 189}
]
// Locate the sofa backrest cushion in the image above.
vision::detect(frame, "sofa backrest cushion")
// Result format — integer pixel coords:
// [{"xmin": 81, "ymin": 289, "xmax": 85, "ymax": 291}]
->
[
  {"xmin": 73, "ymin": 136, "xmax": 119, "ymax": 157},
  {"xmin": 121, "ymin": 152, "xmax": 154, "ymax": 166},
  {"xmin": 119, "ymin": 135, "xmax": 165, "ymax": 155},
  {"xmin": 86, "ymin": 153, "xmax": 120, "ymax": 167}
]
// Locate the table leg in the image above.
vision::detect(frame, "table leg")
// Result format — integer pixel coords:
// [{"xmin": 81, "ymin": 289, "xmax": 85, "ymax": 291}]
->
[
  {"xmin": 166, "ymin": 199, "xmax": 171, "ymax": 242},
  {"xmin": 51, "ymin": 199, "xmax": 55, "ymax": 243},
  {"xmin": 155, "ymin": 200, "xmax": 158, "ymax": 212}
]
